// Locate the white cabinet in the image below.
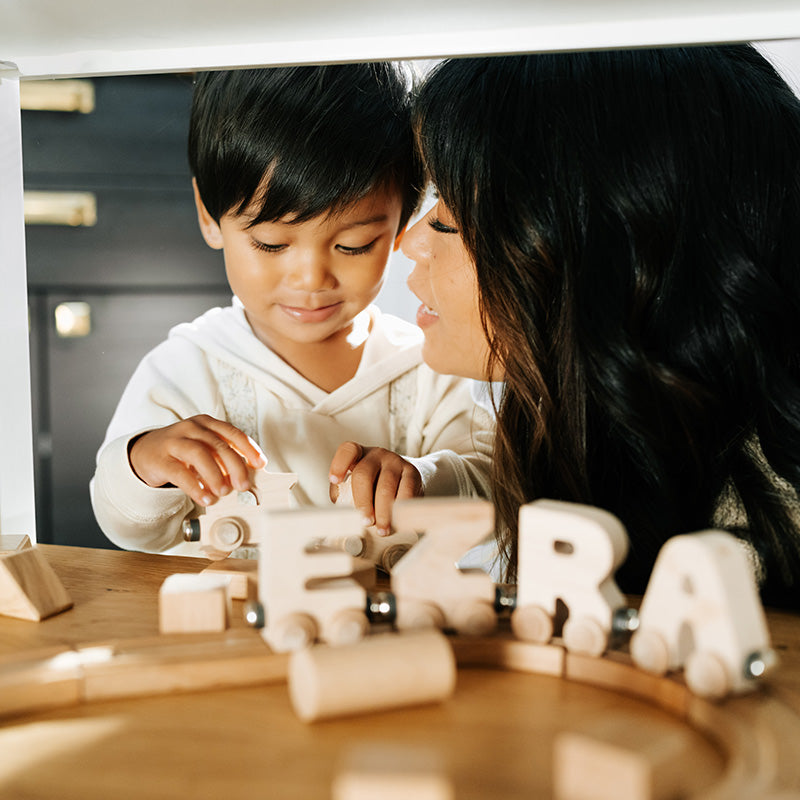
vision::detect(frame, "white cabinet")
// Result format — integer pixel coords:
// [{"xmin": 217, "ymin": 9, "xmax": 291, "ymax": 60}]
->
[{"xmin": 2, "ymin": 1, "xmax": 800, "ymax": 540}]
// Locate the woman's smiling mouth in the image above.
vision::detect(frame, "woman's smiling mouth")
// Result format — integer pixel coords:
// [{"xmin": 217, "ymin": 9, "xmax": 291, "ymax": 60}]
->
[{"xmin": 416, "ymin": 303, "xmax": 440, "ymax": 328}]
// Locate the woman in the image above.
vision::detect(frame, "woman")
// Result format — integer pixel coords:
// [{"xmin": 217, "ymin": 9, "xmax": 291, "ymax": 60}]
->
[{"xmin": 402, "ymin": 46, "xmax": 800, "ymax": 609}]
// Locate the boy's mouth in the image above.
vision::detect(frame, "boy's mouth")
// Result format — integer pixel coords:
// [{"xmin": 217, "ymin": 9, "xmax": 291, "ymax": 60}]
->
[{"xmin": 279, "ymin": 302, "xmax": 342, "ymax": 324}]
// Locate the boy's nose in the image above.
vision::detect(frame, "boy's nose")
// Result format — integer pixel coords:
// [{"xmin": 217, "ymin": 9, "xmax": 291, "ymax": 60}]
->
[{"xmin": 287, "ymin": 252, "xmax": 334, "ymax": 291}]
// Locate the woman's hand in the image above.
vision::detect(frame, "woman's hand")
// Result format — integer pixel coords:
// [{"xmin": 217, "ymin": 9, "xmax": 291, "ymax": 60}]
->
[
  {"xmin": 329, "ymin": 441, "xmax": 423, "ymax": 536},
  {"xmin": 129, "ymin": 415, "xmax": 266, "ymax": 507}
]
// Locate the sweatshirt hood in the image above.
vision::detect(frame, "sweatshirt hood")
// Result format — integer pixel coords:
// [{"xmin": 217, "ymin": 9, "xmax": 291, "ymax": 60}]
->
[{"xmin": 169, "ymin": 299, "xmax": 423, "ymax": 413}]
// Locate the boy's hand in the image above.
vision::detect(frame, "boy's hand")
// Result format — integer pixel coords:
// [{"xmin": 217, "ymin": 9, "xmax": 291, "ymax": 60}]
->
[
  {"xmin": 329, "ymin": 441, "xmax": 423, "ymax": 536},
  {"xmin": 129, "ymin": 415, "xmax": 266, "ymax": 507}
]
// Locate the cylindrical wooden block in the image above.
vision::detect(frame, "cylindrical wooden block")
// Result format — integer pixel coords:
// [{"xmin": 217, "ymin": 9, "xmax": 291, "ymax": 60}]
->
[{"xmin": 288, "ymin": 630, "xmax": 456, "ymax": 722}]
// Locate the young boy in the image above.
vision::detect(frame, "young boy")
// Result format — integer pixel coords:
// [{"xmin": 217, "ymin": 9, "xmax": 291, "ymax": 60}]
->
[{"xmin": 90, "ymin": 64, "xmax": 494, "ymax": 555}]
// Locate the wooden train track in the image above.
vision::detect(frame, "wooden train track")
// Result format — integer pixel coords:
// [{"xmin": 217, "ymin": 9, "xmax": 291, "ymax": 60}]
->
[{"xmin": 1, "ymin": 627, "xmax": 798, "ymax": 798}]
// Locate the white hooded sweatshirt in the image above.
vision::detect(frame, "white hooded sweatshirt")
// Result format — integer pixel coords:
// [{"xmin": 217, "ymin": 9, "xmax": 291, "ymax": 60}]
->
[{"xmin": 90, "ymin": 301, "xmax": 494, "ymax": 555}]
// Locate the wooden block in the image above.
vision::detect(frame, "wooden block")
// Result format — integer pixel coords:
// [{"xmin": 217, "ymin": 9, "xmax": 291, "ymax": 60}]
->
[
  {"xmin": 193, "ymin": 468, "xmax": 297, "ymax": 560},
  {"xmin": 0, "ymin": 646, "xmax": 82, "ymax": 720},
  {"xmin": 349, "ymin": 556, "xmax": 378, "ymax": 590},
  {"xmin": 685, "ymin": 690, "xmax": 800, "ymax": 799},
  {"xmin": 451, "ymin": 634, "xmax": 566, "ymax": 678},
  {"xmin": 80, "ymin": 631, "xmax": 287, "ymax": 702},
  {"xmin": 260, "ymin": 507, "xmax": 370, "ymax": 652},
  {"xmin": 630, "ymin": 530, "xmax": 774, "ymax": 698},
  {"xmin": 360, "ymin": 529, "xmax": 419, "ymax": 573},
  {"xmin": 158, "ymin": 573, "xmax": 231, "ymax": 634},
  {"xmin": 332, "ymin": 474, "xmax": 420, "ymax": 571},
  {"xmin": 0, "ymin": 534, "xmax": 32, "ymax": 553},
  {"xmin": 288, "ymin": 629, "xmax": 456, "ymax": 722},
  {"xmin": 390, "ymin": 498, "xmax": 497, "ymax": 635},
  {"xmin": 333, "ymin": 743, "xmax": 454, "ymax": 800},
  {"xmin": 565, "ymin": 651, "xmax": 690, "ymax": 717},
  {"xmin": 0, "ymin": 546, "xmax": 73, "ymax": 621},
  {"xmin": 201, "ymin": 558, "xmax": 257, "ymax": 600},
  {"xmin": 553, "ymin": 712, "xmax": 701, "ymax": 800},
  {"xmin": 512, "ymin": 500, "xmax": 629, "ymax": 656}
]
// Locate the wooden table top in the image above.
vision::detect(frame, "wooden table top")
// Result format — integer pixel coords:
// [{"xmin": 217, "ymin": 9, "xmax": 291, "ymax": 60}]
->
[{"xmin": 0, "ymin": 544, "xmax": 798, "ymax": 799}]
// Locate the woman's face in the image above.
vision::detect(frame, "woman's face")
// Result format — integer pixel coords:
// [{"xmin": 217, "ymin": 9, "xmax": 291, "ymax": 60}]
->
[{"xmin": 402, "ymin": 200, "xmax": 498, "ymax": 381}]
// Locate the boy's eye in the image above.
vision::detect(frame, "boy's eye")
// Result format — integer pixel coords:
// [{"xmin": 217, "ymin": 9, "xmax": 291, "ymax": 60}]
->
[
  {"xmin": 336, "ymin": 238, "xmax": 378, "ymax": 256},
  {"xmin": 428, "ymin": 217, "xmax": 458, "ymax": 235},
  {"xmin": 250, "ymin": 238, "xmax": 286, "ymax": 254}
]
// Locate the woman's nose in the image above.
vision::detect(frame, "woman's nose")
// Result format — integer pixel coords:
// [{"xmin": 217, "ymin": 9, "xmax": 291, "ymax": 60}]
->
[
  {"xmin": 399, "ymin": 216, "xmax": 428, "ymax": 262},
  {"xmin": 402, "ymin": 217, "xmax": 430, "ymax": 296}
]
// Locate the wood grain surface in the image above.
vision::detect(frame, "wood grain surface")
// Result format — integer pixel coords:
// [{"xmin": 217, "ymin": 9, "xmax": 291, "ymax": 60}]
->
[{"xmin": 0, "ymin": 545, "xmax": 797, "ymax": 799}]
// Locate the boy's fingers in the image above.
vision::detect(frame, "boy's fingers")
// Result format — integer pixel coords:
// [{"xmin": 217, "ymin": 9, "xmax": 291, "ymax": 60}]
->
[
  {"xmin": 201, "ymin": 437, "xmax": 254, "ymax": 493},
  {"xmin": 372, "ymin": 462, "xmax": 421, "ymax": 534},
  {"xmin": 164, "ymin": 417, "xmax": 257, "ymax": 493},
  {"xmin": 329, "ymin": 441, "xmax": 364, "ymax": 484},
  {"xmin": 199, "ymin": 416, "xmax": 266, "ymax": 470},
  {"xmin": 373, "ymin": 468, "xmax": 403, "ymax": 534},
  {"xmin": 349, "ymin": 457, "xmax": 380, "ymax": 526},
  {"xmin": 129, "ymin": 417, "xmax": 264, "ymax": 500},
  {"xmin": 396, "ymin": 466, "xmax": 423, "ymax": 500},
  {"xmin": 134, "ymin": 432, "xmax": 233, "ymax": 498},
  {"xmin": 164, "ymin": 461, "xmax": 218, "ymax": 507},
  {"xmin": 165, "ymin": 440, "xmax": 234, "ymax": 498}
]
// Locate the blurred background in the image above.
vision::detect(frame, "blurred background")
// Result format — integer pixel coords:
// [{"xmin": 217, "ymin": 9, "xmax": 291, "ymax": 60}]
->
[
  {"xmin": 22, "ymin": 69, "xmax": 421, "ymax": 549},
  {"xmin": 21, "ymin": 44, "xmax": 800, "ymax": 549}
]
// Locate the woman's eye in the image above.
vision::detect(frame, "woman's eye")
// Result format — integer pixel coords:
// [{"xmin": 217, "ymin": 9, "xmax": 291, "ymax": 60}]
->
[
  {"xmin": 337, "ymin": 238, "xmax": 377, "ymax": 256},
  {"xmin": 250, "ymin": 239, "xmax": 286, "ymax": 253},
  {"xmin": 428, "ymin": 217, "xmax": 458, "ymax": 235}
]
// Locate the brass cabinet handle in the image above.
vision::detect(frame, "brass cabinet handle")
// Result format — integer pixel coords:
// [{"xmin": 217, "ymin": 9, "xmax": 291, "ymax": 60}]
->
[
  {"xmin": 53, "ymin": 301, "xmax": 92, "ymax": 338},
  {"xmin": 20, "ymin": 79, "xmax": 95, "ymax": 114},
  {"xmin": 24, "ymin": 191, "xmax": 97, "ymax": 227}
]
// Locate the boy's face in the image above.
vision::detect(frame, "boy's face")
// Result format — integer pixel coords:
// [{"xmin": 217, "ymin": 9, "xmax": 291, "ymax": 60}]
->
[{"xmin": 196, "ymin": 184, "xmax": 403, "ymax": 356}]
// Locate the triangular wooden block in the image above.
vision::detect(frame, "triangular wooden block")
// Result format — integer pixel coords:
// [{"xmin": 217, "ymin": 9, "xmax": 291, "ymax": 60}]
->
[
  {"xmin": 0, "ymin": 534, "xmax": 32, "ymax": 554},
  {"xmin": 0, "ymin": 547, "xmax": 73, "ymax": 621}
]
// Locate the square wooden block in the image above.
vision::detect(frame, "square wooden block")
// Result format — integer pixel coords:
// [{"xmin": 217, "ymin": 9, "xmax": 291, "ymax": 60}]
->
[
  {"xmin": 159, "ymin": 573, "xmax": 232, "ymax": 634},
  {"xmin": 332, "ymin": 743, "xmax": 453, "ymax": 800},
  {"xmin": 553, "ymin": 713, "xmax": 696, "ymax": 800},
  {"xmin": 201, "ymin": 558, "xmax": 257, "ymax": 600}
]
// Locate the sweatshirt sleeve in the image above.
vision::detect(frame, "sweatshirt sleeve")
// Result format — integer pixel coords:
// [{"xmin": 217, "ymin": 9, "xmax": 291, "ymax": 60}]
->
[
  {"xmin": 89, "ymin": 336, "xmax": 226, "ymax": 554},
  {"xmin": 402, "ymin": 366, "xmax": 495, "ymax": 500}
]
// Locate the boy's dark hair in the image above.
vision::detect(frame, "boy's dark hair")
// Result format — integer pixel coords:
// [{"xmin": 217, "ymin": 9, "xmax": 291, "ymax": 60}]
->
[{"xmin": 189, "ymin": 63, "xmax": 422, "ymax": 232}]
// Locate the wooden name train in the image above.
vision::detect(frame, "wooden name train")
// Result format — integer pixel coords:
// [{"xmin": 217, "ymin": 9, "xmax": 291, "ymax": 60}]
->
[
  {"xmin": 175, "ymin": 468, "xmax": 775, "ymax": 703},
  {"xmin": 0, "ymin": 474, "xmax": 789, "ymax": 799}
]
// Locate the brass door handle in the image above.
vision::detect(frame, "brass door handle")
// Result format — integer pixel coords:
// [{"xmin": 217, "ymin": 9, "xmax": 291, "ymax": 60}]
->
[
  {"xmin": 24, "ymin": 191, "xmax": 97, "ymax": 227},
  {"xmin": 54, "ymin": 302, "xmax": 92, "ymax": 338},
  {"xmin": 20, "ymin": 79, "xmax": 95, "ymax": 114}
]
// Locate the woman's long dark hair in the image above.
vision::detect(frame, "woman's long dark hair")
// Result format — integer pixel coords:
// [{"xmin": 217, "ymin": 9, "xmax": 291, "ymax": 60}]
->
[{"xmin": 414, "ymin": 46, "xmax": 800, "ymax": 607}]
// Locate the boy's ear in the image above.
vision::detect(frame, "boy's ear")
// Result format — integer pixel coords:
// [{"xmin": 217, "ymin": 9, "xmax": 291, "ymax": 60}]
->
[
  {"xmin": 192, "ymin": 178, "xmax": 224, "ymax": 250},
  {"xmin": 393, "ymin": 224, "xmax": 408, "ymax": 252}
]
